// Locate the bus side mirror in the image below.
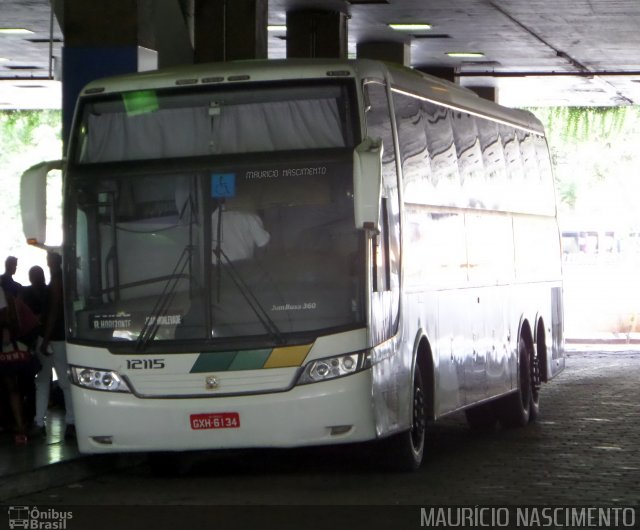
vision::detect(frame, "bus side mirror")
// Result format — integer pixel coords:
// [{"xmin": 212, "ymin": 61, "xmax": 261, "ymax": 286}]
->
[
  {"xmin": 20, "ymin": 159, "xmax": 64, "ymax": 249},
  {"xmin": 353, "ymin": 137, "xmax": 383, "ymax": 233}
]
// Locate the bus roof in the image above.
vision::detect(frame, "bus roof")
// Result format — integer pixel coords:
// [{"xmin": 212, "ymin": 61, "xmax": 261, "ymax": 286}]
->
[{"xmin": 80, "ymin": 58, "xmax": 544, "ymax": 135}]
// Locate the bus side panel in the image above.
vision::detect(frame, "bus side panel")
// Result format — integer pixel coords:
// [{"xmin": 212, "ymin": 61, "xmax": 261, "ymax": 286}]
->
[
  {"xmin": 429, "ymin": 282, "xmax": 559, "ymax": 418},
  {"xmin": 513, "ymin": 214, "xmax": 565, "ymax": 379},
  {"xmin": 549, "ymin": 285, "xmax": 565, "ymax": 378},
  {"xmin": 401, "ymin": 204, "xmax": 467, "ymax": 417},
  {"xmin": 433, "ymin": 284, "xmax": 515, "ymax": 417},
  {"xmin": 370, "ymin": 335, "xmax": 412, "ymax": 437},
  {"xmin": 470, "ymin": 284, "xmax": 515, "ymax": 404}
]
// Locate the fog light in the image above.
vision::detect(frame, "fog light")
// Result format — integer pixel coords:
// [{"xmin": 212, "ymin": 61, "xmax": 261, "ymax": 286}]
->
[
  {"xmin": 92, "ymin": 436, "xmax": 113, "ymax": 445},
  {"xmin": 329, "ymin": 425, "xmax": 352, "ymax": 436}
]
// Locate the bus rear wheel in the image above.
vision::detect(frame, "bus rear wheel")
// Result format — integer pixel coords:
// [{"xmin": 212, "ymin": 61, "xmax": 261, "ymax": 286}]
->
[
  {"xmin": 496, "ymin": 337, "xmax": 533, "ymax": 428},
  {"xmin": 383, "ymin": 363, "xmax": 426, "ymax": 471},
  {"xmin": 529, "ymin": 342, "xmax": 542, "ymax": 422}
]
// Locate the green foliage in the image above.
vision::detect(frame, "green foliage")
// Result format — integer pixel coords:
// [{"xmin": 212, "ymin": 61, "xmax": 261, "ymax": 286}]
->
[
  {"xmin": 528, "ymin": 106, "xmax": 640, "ymax": 229},
  {"xmin": 557, "ymin": 180, "xmax": 578, "ymax": 210},
  {"xmin": 531, "ymin": 106, "xmax": 638, "ymax": 144},
  {"xmin": 0, "ymin": 110, "xmax": 62, "ymax": 259},
  {"xmin": 0, "ymin": 110, "xmax": 61, "ymax": 160}
]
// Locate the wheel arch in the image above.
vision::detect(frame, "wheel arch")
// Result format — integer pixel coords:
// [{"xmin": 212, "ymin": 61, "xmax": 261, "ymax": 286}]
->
[
  {"xmin": 412, "ymin": 331, "xmax": 435, "ymax": 420},
  {"xmin": 518, "ymin": 317, "xmax": 535, "ymax": 354},
  {"xmin": 517, "ymin": 317, "xmax": 535, "ymax": 382}
]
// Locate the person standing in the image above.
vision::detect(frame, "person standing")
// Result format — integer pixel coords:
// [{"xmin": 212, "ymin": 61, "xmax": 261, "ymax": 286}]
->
[
  {"xmin": 0, "ymin": 287, "xmax": 29, "ymax": 444},
  {"xmin": 1, "ymin": 256, "xmax": 22, "ymax": 297},
  {"xmin": 19, "ymin": 265, "xmax": 48, "ymax": 428},
  {"xmin": 21, "ymin": 265, "xmax": 47, "ymax": 321},
  {"xmin": 32, "ymin": 252, "xmax": 75, "ymax": 439}
]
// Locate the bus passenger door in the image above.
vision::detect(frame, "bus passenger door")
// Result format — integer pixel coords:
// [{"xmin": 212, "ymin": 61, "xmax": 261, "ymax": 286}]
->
[
  {"xmin": 364, "ymin": 80, "xmax": 403, "ymax": 433},
  {"xmin": 364, "ymin": 81, "xmax": 401, "ymax": 344},
  {"xmin": 370, "ymin": 198, "xmax": 396, "ymax": 340}
]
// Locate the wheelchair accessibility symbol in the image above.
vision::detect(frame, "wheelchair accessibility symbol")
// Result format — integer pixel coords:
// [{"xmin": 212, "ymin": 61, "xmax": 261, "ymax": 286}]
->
[{"xmin": 211, "ymin": 173, "xmax": 236, "ymax": 198}]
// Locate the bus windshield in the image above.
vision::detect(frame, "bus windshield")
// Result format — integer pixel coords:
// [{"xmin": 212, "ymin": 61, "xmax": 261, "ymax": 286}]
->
[{"xmin": 67, "ymin": 81, "xmax": 364, "ymax": 350}]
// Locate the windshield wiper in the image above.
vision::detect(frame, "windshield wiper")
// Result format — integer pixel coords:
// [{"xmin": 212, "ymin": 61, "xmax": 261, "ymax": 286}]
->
[
  {"xmin": 135, "ymin": 244, "xmax": 193, "ymax": 351},
  {"xmin": 214, "ymin": 247, "xmax": 285, "ymax": 345},
  {"xmin": 136, "ymin": 185, "xmax": 199, "ymax": 351}
]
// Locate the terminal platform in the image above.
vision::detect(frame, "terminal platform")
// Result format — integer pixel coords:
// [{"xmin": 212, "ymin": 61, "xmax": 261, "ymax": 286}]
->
[{"xmin": 0, "ymin": 409, "xmax": 139, "ymax": 502}]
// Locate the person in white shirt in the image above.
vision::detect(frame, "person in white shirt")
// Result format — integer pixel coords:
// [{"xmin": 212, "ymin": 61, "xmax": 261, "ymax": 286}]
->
[{"xmin": 211, "ymin": 207, "xmax": 270, "ymax": 263}]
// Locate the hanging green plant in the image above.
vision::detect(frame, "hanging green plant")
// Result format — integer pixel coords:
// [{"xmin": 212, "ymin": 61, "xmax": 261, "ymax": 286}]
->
[{"xmin": 527, "ymin": 106, "xmax": 637, "ymax": 144}]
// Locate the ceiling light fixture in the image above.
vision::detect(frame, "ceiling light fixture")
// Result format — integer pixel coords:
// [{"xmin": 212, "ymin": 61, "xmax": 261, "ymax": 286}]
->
[
  {"xmin": 388, "ymin": 23, "xmax": 432, "ymax": 31},
  {"xmin": 0, "ymin": 28, "xmax": 34, "ymax": 35},
  {"xmin": 446, "ymin": 52, "xmax": 485, "ymax": 58},
  {"xmin": 267, "ymin": 25, "xmax": 287, "ymax": 32}
]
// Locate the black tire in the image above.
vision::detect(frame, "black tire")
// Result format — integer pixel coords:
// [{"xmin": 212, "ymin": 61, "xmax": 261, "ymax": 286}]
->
[
  {"xmin": 465, "ymin": 401, "xmax": 498, "ymax": 431},
  {"xmin": 496, "ymin": 337, "xmax": 532, "ymax": 428},
  {"xmin": 383, "ymin": 363, "xmax": 427, "ymax": 471},
  {"xmin": 529, "ymin": 342, "xmax": 542, "ymax": 422}
]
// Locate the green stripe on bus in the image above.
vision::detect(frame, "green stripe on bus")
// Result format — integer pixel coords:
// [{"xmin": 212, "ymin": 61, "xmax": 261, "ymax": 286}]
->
[
  {"xmin": 190, "ymin": 349, "xmax": 273, "ymax": 372},
  {"xmin": 228, "ymin": 349, "xmax": 272, "ymax": 370},
  {"xmin": 190, "ymin": 351, "xmax": 237, "ymax": 373}
]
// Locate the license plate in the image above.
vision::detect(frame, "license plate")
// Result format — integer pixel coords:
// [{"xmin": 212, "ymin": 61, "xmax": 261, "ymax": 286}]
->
[{"xmin": 190, "ymin": 412, "xmax": 240, "ymax": 430}]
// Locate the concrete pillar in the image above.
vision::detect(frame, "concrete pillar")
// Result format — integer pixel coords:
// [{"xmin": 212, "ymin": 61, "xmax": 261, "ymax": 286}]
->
[
  {"xmin": 61, "ymin": 0, "xmax": 140, "ymax": 147},
  {"xmin": 416, "ymin": 66, "xmax": 456, "ymax": 83},
  {"xmin": 357, "ymin": 41, "xmax": 410, "ymax": 66},
  {"xmin": 193, "ymin": 0, "xmax": 267, "ymax": 63},
  {"xmin": 286, "ymin": 10, "xmax": 348, "ymax": 59},
  {"xmin": 467, "ymin": 86, "xmax": 499, "ymax": 102},
  {"xmin": 139, "ymin": 0, "xmax": 194, "ymax": 68}
]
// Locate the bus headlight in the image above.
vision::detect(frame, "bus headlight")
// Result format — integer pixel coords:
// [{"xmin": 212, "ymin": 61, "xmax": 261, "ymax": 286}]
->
[
  {"xmin": 297, "ymin": 352, "xmax": 370, "ymax": 385},
  {"xmin": 70, "ymin": 366, "xmax": 131, "ymax": 393}
]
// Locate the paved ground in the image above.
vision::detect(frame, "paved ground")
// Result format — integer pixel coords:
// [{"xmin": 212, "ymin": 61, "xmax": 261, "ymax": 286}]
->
[{"xmin": 2, "ymin": 349, "xmax": 639, "ymax": 529}]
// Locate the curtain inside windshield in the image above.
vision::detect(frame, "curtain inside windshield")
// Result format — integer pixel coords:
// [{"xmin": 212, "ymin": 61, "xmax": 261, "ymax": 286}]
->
[{"xmin": 77, "ymin": 84, "xmax": 351, "ymax": 163}]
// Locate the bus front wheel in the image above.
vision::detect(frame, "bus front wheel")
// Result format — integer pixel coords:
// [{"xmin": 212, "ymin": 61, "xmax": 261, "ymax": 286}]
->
[{"xmin": 383, "ymin": 363, "xmax": 426, "ymax": 471}]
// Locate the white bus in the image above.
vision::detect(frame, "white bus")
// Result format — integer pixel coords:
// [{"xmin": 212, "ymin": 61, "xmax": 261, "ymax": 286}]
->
[{"xmin": 22, "ymin": 59, "xmax": 564, "ymax": 471}]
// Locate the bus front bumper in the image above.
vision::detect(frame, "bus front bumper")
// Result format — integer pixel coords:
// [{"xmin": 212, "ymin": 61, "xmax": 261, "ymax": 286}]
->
[{"xmin": 72, "ymin": 368, "xmax": 376, "ymax": 453}]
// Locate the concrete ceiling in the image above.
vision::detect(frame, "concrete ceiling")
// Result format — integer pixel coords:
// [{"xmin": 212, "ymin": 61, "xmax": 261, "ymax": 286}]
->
[{"xmin": 1, "ymin": 0, "xmax": 640, "ymax": 109}]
